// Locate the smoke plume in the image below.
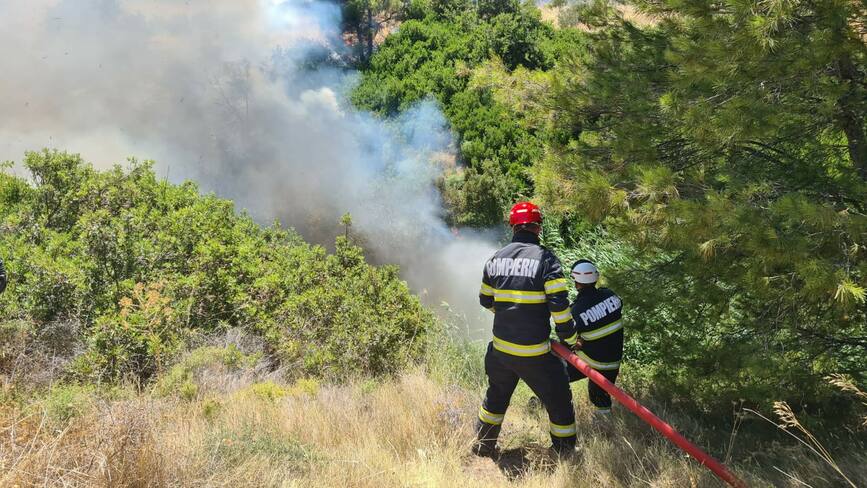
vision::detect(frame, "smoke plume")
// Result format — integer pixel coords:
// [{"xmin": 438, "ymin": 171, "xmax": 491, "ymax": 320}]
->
[{"xmin": 0, "ymin": 0, "xmax": 498, "ymax": 333}]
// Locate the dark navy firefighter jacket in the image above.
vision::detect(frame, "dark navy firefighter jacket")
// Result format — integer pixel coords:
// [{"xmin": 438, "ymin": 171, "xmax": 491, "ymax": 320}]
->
[
  {"xmin": 479, "ymin": 231, "xmax": 578, "ymax": 356},
  {"xmin": 571, "ymin": 286, "xmax": 623, "ymax": 371}
]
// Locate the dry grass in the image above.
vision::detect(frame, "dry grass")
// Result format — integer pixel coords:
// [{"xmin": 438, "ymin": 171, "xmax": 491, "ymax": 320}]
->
[
  {"xmin": 1, "ymin": 369, "xmax": 865, "ymax": 488},
  {"xmin": 539, "ymin": 2, "xmax": 658, "ymax": 29}
]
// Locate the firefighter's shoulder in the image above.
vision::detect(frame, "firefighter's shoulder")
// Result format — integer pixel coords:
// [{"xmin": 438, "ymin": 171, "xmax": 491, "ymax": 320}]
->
[
  {"xmin": 537, "ymin": 246, "xmax": 563, "ymax": 264},
  {"xmin": 597, "ymin": 287, "xmax": 620, "ymax": 298},
  {"xmin": 571, "ymin": 292, "xmax": 593, "ymax": 308}
]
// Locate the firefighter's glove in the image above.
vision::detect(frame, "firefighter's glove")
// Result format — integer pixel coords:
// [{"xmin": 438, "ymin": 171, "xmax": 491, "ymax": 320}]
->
[{"xmin": 561, "ymin": 334, "xmax": 583, "ymax": 352}]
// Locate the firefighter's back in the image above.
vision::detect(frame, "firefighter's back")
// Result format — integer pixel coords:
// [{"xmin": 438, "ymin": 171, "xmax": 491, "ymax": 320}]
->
[
  {"xmin": 483, "ymin": 239, "xmax": 555, "ymax": 355},
  {"xmin": 572, "ymin": 286, "xmax": 623, "ymax": 369}
]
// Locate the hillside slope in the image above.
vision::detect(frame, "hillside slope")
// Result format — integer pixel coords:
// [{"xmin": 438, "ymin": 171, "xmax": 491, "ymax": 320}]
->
[{"xmin": 2, "ymin": 341, "xmax": 866, "ymax": 487}]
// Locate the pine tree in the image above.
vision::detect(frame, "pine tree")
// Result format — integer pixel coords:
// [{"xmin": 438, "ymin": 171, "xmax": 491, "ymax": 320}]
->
[{"xmin": 538, "ymin": 0, "xmax": 867, "ymax": 410}]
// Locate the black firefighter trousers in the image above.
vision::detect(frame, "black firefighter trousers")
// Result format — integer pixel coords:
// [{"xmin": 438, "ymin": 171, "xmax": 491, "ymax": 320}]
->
[
  {"xmin": 567, "ymin": 365, "xmax": 619, "ymax": 411},
  {"xmin": 477, "ymin": 342, "xmax": 577, "ymax": 452}
]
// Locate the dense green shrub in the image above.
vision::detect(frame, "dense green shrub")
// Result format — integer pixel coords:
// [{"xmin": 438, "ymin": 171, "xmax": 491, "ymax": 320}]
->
[
  {"xmin": 439, "ymin": 160, "xmax": 514, "ymax": 227},
  {"xmin": 351, "ymin": 4, "xmax": 565, "ymax": 225},
  {"xmin": 275, "ymin": 235, "xmax": 434, "ymax": 376},
  {"xmin": 0, "ymin": 150, "xmax": 434, "ymax": 382}
]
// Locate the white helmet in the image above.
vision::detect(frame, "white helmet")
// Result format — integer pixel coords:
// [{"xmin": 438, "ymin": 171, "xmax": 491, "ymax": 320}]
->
[{"xmin": 571, "ymin": 261, "xmax": 599, "ymax": 284}]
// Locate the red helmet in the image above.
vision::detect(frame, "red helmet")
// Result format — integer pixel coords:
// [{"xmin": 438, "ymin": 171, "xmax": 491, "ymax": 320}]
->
[{"xmin": 509, "ymin": 201, "xmax": 542, "ymax": 226}]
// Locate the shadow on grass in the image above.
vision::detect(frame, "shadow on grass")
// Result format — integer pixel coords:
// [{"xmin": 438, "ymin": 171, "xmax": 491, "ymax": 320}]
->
[{"xmin": 495, "ymin": 446, "xmax": 562, "ymax": 481}]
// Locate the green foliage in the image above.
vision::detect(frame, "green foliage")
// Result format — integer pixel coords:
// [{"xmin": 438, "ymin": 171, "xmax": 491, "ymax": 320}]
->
[
  {"xmin": 351, "ymin": 18, "xmax": 487, "ymax": 116},
  {"xmin": 207, "ymin": 424, "xmax": 315, "ymax": 472},
  {"xmin": 43, "ymin": 384, "xmax": 95, "ymax": 424},
  {"xmin": 447, "ymin": 88, "xmax": 543, "ymax": 180},
  {"xmin": 476, "ymin": 0, "xmax": 519, "ymax": 20},
  {"xmin": 76, "ymin": 282, "xmax": 185, "ymax": 381},
  {"xmin": 156, "ymin": 345, "xmax": 259, "ymax": 399},
  {"xmin": 239, "ymin": 379, "xmax": 319, "ymax": 403},
  {"xmin": 246, "ymin": 381, "xmax": 292, "ymax": 403},
  {"xmin": 202, "ymin": 397, "xmax": 222, "ymax": 419},
  {"xmin": 275, "ymin": 235, "xmax": 430, "ymax": 378},
  {"xmin": 422, "ymin": 320, "xmax": 487, "ymax": 388},
  {"xmin": 290, "ymin": 378, "xmax": 320, "ymax": 396},
  {"xmin": 532, "ymin": 0, "xmax": 867, "ymax": 412},
  {"xmin": 440, "ymin": 160, "xmax": 514, "ymax": 226},
  {"xmin": 1, "ymin": 150, "xmax": 434, "ymax": 382},
  {"xmin": 351, "ymin": 5, "xmax": 566, "ymax": 225},
  {"xmin": 429, "ymin": 0, "xmax": 470, "ymax": 18},
  {"xmin": 486, "ymin": 11, "xmax": 550, "ymax": 70}
]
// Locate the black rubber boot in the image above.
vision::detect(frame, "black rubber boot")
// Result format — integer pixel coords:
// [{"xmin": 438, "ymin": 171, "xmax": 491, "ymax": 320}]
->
[
  {"xmin": 473, "ymin": 421, "xmax": 501, "ymax": 458},
  {"xmin": 550, "ymin": 435, "xmax": 577, "ymax": 458}
]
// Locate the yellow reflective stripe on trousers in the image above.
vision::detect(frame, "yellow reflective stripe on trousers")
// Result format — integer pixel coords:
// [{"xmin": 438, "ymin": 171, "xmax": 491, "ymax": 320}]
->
[
  {"xmin": 577, "ymin": 351, "xmax": 620, "ymax": 371},
  {"xmin": 544, "ymin": 278, "xmax": 569, "ymax": 294},
  {"xmin": 550, "ymin": 421, "xmax": 577, "ymax": 437},
  {"xmin": 479, "ymin": 406, "xmax": 504, "ymax": 425},
  {"xmin": 492, "ymin": 336, "xmax": 551, "ymax": 357},
  {"xmin": 580, "ymin": 321, "xmax": 623, "ymax": 341},
  {"xmin": 480, "ymin": 283, "xmax": 494, "ymax": 296},
  {"xmin": 493, "ymin": 289, "xmax": 547, "ymax": 304},
  {"xmin": 550, "ymin": 308, "xmax": 572, "ymax": 324}
]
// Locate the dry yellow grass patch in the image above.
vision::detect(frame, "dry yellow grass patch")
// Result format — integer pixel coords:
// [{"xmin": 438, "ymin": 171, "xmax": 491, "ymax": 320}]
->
[
  {"xmin": 2, "ymin": 371, "xmax": 862, "ymax": 487},
  {"xmin": 540, "ymin": 2, "xmax": 658, "ymax": 29}
]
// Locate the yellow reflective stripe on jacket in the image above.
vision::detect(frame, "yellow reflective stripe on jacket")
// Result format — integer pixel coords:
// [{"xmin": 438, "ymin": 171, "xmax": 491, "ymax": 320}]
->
[
  {"xmin": 480, "ymin": 283, "xmax": 494, "ymax": 296},
  {"xmin": 577, "ymin": 351, "xmax": 620, "ymax": 371},
  {"xmin": 493, "ymin": 289, "xmax": 547, "ymax": 304},
  {"xmin": 544, "ymin": 278, "xmax": 569, "ymax": 294},
  {"xmin": 563, "ymin": 333, "xmax": 578, "ymax": 346},
  {"xmin": 550, "ymin": 421, "xmax": 577, "ymax": 437},
  {"xmin": 580, "ymin": 321, "xmax": 623, "ymax": 341},
  {"xmin": 550, "ymin": 307, "xmax": 573, "ymax": 324},
  {"xmin": 492, "ymin": 336, "xmax": 551, "ymax": 357},
  {"xmin": 479, "ymin": 407, "xmax": 505, "ymax": 425}
]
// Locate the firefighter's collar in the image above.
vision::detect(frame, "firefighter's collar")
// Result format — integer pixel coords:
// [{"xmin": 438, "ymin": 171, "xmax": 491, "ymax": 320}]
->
[{"xmin": 512, "ymin": 230, "xmax": 540, "ymax": 244}]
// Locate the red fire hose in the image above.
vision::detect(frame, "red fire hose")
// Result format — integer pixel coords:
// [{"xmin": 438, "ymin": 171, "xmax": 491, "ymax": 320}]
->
[{"xmin": 551, "ymin": 342, "xmax": 747, "ymax": 488}]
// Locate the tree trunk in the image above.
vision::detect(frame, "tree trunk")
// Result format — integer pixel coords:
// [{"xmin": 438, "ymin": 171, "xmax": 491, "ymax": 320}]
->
[
  {"xmin": 366, "ymin": 7, "xmax": 374, "ymax": 62},
  {"xmin": 840, "ymin": 108, "xmax": 867, "ymax": 180},
  {"xmin": 836, "ymin": 51, "xmax": 867, "ymax": 180},
  {"xmin": 356, "ymin": 23, "xmax": 365, "ymax": 62}
]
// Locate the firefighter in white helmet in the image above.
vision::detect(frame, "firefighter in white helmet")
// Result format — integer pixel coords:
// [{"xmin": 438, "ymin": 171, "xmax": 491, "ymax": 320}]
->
[{"xmin": 568, "ymin": 260, "xmax": 623, "ymax": 415}]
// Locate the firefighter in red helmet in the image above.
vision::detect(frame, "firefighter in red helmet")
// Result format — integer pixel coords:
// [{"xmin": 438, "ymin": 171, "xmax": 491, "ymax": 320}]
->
[{"xmin": 474, "ymin": 202, "xmax": 579, "ymax": 457}]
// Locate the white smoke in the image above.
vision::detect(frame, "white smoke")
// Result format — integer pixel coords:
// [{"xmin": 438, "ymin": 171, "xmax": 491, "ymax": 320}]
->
[{"xmin": 0, "ymin": 0, "xmax": 498, "ymax": 334}]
